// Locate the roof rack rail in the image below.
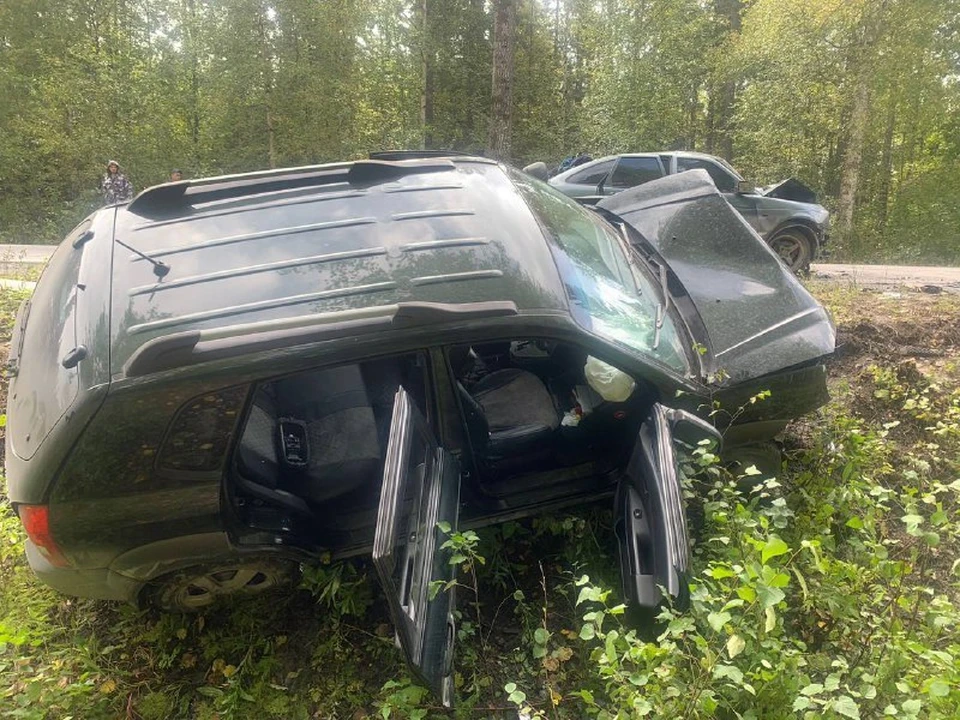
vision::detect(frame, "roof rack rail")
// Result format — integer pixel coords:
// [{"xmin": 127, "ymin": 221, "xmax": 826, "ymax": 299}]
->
[
  {"xmin": 128, "ymin": 158, "xmax": 458, "ymax": 218},
  {"xmin": 123, "ymin": 301, "xmax": 518, "ymax": 377},
  {"xmin": 369, "ymin": 149, "xmax": 486, "ymax": 161}
]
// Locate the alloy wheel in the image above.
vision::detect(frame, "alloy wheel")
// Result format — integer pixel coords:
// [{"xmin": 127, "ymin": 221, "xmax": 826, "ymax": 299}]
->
[{"xmin": 154, "ymin": 560, "xmax": 294, "ymax": 612}]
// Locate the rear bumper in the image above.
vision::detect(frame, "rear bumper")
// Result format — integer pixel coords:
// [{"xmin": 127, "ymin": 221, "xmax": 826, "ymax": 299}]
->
[{"xmin": 24, "ymin": 539, "xmax": 143, "ymax": 604}]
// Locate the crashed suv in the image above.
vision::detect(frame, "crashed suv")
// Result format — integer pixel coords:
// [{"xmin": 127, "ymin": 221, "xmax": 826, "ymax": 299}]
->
[
  {"xmin": 548, "ymin": 150, "xmax": 830, "ymax": 273},
  {"xmin": 5, "ymin": 156, "xmax": 834, "ymax": 703}
]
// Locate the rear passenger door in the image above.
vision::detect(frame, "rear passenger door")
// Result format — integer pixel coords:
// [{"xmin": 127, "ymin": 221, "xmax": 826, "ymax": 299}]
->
[
  {"xmin": 373, "ymin": 387, "xmax": 461, "ymax": 706},
  {"xmin": 605, "ymin": 155, "xmax": 666, "ymax": 195},
  {"xmin": 615, "ymin": 403, "xmax": 720, "ymax": 608}
]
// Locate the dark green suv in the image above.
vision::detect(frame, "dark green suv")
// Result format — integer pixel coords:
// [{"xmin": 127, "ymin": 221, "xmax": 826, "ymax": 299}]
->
[{"xmin": 5, "ymin": 156, "xmax": 834, "ymax": 703}]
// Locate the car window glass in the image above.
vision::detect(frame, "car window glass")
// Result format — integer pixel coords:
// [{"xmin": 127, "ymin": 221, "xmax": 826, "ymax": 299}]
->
[
  {"xmin": 508, "ymin": 171, "xmax": 688, "ymax": 374},
  {"xmin": 8, "ymin": 219, "xmax": 90, "ymax": 458},
  {"xmin": 159, "ymin": 386, "xmax": 249, "ymax": 472},
  {"xmin": 568, "ymin": 159, "xmax": 615, "ymax": 186},
  {"xmin": 609, "ymin": 157, "xmax": 664, "ymax": 189},
  {"xmin": 659, "ymin": 155, "xmax": 673, "ymax": 173},
  {"xmin": 676, "ymin": 157, "xmax": 736, "ymax": 193}
]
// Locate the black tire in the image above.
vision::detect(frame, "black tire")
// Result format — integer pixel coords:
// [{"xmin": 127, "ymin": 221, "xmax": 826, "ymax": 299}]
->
[
  {"xmin": 768, "ymin": 228, "xmax": 814, "ymax": 274},
  {"xmin": 723, "ymin": 442, "xmax": 783, "ymax": 483},
  {"xmin": 146, "ymin": 557, "xmax": 298, "ymax": 613}
]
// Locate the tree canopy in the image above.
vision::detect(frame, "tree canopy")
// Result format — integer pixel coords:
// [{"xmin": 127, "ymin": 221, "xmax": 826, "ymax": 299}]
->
[{"xmin": 1, "ymin": 0, "xmax": 958, "ymax": 262}]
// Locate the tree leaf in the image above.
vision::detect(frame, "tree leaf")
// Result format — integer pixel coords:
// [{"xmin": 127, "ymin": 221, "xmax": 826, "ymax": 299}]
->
[
  {"xmin": 761, "ymin": 536, "xmax": 789, "ymax": 564},
  {"xmin": 833, "ymin": 695, "xmax": 861, "ymax": 719},
  {"xmin": 757, "ymin": 584, "xmax": 785, "ymax": 608},
  {"xmin": 708, "ymin": 611, "xmax": 731, "ymax": 633},
  {"xmin": 726, "ymin": 633, "xmax": 745, "ymax": 659}
]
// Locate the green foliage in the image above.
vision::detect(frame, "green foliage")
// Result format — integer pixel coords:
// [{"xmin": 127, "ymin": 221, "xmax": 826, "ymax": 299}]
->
[
  {"xmin": 2, "ymin": 0, "xmax": 959, "ymax": 262},
  {"xmin": 300, "ymin": 560, "xmax": 373, "ymax": 619},
  {"xmin": 3, "ymin": 289, "xmax": 960, "ymax": 716}
]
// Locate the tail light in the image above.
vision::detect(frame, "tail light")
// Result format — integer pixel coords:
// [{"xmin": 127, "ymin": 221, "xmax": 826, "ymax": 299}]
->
[{"xmin": 17, "ymin": 505, "xmax": 70, "ymax": 568}]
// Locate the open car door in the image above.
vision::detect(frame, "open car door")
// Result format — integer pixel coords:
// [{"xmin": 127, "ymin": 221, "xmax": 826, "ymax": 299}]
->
[
  {"xmin": 373, "ymin": 387, "xmax": 461, "ymax": 706},
  {"xmin": 616, "ymin": 403, "xmax": 720, "ymax": 608}
]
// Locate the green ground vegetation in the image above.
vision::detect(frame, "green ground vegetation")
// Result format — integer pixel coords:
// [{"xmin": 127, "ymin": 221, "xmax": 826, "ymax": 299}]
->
[{"xmin": 1, "ymin": 283, "xmax": 960, "ymax": 718}]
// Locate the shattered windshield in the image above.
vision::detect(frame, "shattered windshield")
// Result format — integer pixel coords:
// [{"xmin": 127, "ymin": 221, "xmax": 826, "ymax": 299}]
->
[{"xmin": 510, "ymin": 170, "xmax": 689, "ymax": 374}]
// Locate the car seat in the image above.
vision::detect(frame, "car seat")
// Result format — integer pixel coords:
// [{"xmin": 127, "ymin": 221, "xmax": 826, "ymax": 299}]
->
[
  {"xmin": 450, "ymin": 347, "xmax": 559, "ymax": 475},
  {"xmin": 237, "ymin": 364, "xmax": 382, "ymax": 505}
]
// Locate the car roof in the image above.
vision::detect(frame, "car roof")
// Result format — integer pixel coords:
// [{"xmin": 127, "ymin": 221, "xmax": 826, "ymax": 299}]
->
[{"xmin": 108, "ymin": 158, "xmax": 569, "ymax": 378}]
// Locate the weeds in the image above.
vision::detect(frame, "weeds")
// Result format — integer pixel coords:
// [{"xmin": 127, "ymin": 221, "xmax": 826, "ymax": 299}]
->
[{"xmin": 1, "ymin": 287, "xmax": 960, "ymax": 718}]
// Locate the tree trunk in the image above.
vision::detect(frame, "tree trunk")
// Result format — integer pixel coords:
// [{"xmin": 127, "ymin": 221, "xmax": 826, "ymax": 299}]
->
[
  {"xmin": 708, "ymin": 0, "xmax": 742, "ymax": 160},
  {"xmin": 183, "ymin": 0, "xmax": 201, "ymax": 164},
  {"xmin": 836, "ymin": 77, "xmax": 870, "ymax": 246},
  {"xmin": 419, "ymin": 0, "xmax": 434, "ymax": 148},
  {"xmin": 267, "ymin": 110, "xmax": 276, "ymax": 168},
  {"xmin": 877, "ymin": 100, "xmax": 896, "ymax": 227},
  {"xmin": 257, "ymin": 3, "xmax": 276, "ymax": 168},
  {"xmin": 488, "ymin": 0, "xmax": 517, "ymax": 161}
]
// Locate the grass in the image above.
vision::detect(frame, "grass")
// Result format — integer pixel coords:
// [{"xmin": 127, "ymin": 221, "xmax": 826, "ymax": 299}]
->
[{"xmin": 1, "ymin": 283, "xmax": 960, "ymax": 718}]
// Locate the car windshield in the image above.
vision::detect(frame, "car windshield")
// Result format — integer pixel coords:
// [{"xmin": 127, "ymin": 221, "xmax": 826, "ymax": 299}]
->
[
  {"xmin": 709, "ymin": 155, "xmax": 743, "ymax": 181},
  {"xmin": 509, "ymin": 170, "xmax": 689, "ymax": 374}
]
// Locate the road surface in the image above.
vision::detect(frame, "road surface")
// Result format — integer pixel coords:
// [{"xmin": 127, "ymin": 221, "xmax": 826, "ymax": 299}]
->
[
  {"xmin": 2, "ymin": 244, "xmax": 958, "ymax": 291},
  {"xmin": 810, "ymin": 263, "xmax": 960, "ymax": 291}
]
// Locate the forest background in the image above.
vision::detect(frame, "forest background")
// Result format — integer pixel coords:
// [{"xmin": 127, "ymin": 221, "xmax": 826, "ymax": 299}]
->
[{"xmin": 1, "ymin": 0, "xmax": 958, "ymax": 263}]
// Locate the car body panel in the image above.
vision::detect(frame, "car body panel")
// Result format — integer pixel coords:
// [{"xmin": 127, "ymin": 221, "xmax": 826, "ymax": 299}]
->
[
  {"xmin": 597, "ymin": 170, "xmax": 835, "ymax": 382},
  {"xmin": 24, "ymin": 539, "xmax": 142, "ymax": 603},
  {"xmin": 111, "ymin": 163, "xmax": 567, "ymax": 378}
]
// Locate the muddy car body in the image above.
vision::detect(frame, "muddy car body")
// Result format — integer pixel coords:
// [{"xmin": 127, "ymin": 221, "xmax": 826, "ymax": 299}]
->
[
  {"xmin": 549, "ymin": 150, "xmax": 830, "ymax": 273},
  {"xmin": 4, "ymin": 158, "xmax": 834, "ymax": 701}
]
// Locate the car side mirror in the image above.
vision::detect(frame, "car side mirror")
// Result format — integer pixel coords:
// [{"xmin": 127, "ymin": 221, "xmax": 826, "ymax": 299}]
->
[
  {"xmin": 664, "ymin": 408, "xmax": 722, "ymax": 450},
  {"xmin": 664, "ymin": 408, "xmax": 722, "ymax": 479},
  {"xmin": 523, "ymin": 162, "xmax": 549, "ymax": 181},
  {"xmin": 736, "ymin": 180, "xmax": 756, "ymax": 195}
]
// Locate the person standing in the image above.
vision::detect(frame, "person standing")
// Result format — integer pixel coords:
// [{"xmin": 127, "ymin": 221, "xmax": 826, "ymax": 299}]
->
[
  {"xmin": 169, "ymin": 168, "xmax": 183, "ymax": 182},
  {"xmin": 100, "ymin": 160, "xmax": 134, "ymax": 204}
]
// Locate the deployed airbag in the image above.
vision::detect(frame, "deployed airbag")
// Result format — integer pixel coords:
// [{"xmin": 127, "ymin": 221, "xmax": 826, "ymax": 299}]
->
[{"xmin": 584, "ymin": 356, "xmax": 636, "ymax": 402}]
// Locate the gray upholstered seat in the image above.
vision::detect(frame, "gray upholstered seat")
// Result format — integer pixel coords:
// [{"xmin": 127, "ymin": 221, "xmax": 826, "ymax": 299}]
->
[{"xmin": 237, "ymin": 364, "xmax": 382, "ymax": 504}]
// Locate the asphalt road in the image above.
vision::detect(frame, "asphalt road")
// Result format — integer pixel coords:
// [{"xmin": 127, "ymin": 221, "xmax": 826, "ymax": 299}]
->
[
  {"xmin": 810, "ymin": 263, "xmax": 960, "ymax": 291},
  {"xmin": 1, "ymin": 244, "xmax": 958, "ymax": 291}
]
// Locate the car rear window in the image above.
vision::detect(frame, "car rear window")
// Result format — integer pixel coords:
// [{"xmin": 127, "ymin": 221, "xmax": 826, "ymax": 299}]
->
[{"xmin": 8, "ymin": 221, "xmax": 89, "ymax": 459}]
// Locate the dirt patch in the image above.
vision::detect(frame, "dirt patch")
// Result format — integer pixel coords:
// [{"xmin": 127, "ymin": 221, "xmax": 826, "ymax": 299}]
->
[
  {"xmin": 814, "ymin": 284, "xmax": 960, "ymax": 375},
  {"xmin": 839, "ymin": 316, "xmax": 960, "ymax": 359}
]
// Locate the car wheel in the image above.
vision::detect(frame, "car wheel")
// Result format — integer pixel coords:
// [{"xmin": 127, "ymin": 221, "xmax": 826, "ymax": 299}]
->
[
  {"xmin": 724, "ymin": 442, "xmax": 783, "ymax": 483},
  {"xmin": 147, "ymin": 558, "xmax": 298, "ymax": 613},
  {"xmin": 768, "ymin": 229, "xmax": 814, "ymax": 274}
]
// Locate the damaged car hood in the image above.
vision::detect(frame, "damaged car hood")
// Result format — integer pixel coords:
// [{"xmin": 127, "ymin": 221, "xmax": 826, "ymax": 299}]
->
[
  {"xmin": 597, "ymin": 170, "xmax": 835, "ymax": 383},
  {"xmin": 758, "ymin": 177, "xmax": 819, "ymax": 204}
]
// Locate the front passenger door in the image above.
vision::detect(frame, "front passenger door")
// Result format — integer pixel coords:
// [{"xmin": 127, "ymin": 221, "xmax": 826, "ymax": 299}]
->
[
  {"xmin": 373, "ymin": 387, "xmax": 461, "ymax": 706},
  {"xmin": 603, "ymin": 155, "xmax": 666, "ymax": 195},
  {"xmin": 615, "ymin": 403, "xmax": 720, "ymax": 608}
]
